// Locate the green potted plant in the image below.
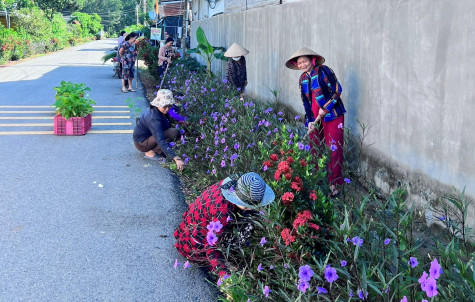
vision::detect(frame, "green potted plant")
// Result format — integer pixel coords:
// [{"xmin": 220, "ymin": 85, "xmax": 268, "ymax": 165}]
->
[{"xmin": 53, "ymin": 81, "xmax": 96, "ymax": 135}]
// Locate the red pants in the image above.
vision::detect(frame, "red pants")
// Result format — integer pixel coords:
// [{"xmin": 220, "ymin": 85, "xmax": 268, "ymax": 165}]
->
[{"xmin": 309, "ymin": 115, "xmax": 344, "ymax": 186}]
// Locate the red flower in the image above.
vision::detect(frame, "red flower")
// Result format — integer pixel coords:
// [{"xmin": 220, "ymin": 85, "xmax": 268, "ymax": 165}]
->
[
  {"xmin": 300, "ymin": 158, "xmax": 307, "ymax": 167},
  {"xmin": 281, "ymin": 228, "xmax": 295, "ymax": 246},
  {"xmin": 263, "ymin": 160, "xmax": 273, "ymax": 168},
  {"xmin": 285, "ymin": 173, "xmax": 292, "ymax": 180},
  {"xmin": 293, "ymin": 211, "xmax": 313, "ymax": 229},
  {"xmin": 280, "ymin": 150, "xmax": 285, "ymax": 155},
  {"xmin": 309, "ymin": 190, "xmax": 317, "ymax": 201},
  {"xmin": 277, "ymin": 161, "xmax": 291, "ymax": 174},
  {"xmin": 307, "ymin": 222, "xmax": 320, "ymax": 231},
  {"xmin": 270, "ymin": 154, "xmax": 279, "ymax": 161},
  {"xmin": 281, "ymin": 192, "xmax": 294, "ymax": 205},
  {"xmin": 274, "ymin": 170, "xmax": 282, "ymax": 181},
  {"xmin": 287, "ymin": 156, "xmax": 295, "ymax": 164},
  {"xmin": 291, "ymin": 181, "xmax": 302, "ymax": 192}
]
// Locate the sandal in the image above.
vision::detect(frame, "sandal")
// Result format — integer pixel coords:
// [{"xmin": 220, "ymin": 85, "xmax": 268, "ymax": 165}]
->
[
  {"xmin": 128, "ymin": 88, "xmax": 136, "ymax": 92},
  {"xmin": 121, "ymin": 88, "xmax": 128, "ymax": 93}
]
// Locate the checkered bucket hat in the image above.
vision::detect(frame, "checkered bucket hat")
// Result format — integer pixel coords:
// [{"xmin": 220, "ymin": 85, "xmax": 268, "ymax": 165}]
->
[{"xmin": 221, "ymin": 172, "xmax": 275, "ymax": 208}]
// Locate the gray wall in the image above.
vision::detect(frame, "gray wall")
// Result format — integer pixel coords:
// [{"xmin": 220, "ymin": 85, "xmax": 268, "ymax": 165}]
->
[{"xmin": 191, "ymin": 0, "xmax": 475, "ymax": 226}]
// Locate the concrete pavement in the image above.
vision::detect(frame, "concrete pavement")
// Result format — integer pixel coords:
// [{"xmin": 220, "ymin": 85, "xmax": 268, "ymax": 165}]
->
[{"xmin": 0, "ymin": 39, "xmax": 216, "ymax": 301}]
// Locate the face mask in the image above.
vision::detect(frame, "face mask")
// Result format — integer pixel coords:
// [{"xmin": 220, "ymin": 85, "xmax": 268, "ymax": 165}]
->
[{"xmin": 232, "ymin": 57, "xmax": 241, "ymax": 61}]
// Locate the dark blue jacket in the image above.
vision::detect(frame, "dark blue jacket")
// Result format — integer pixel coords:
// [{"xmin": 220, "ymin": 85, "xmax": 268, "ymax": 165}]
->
[{"xmin": 133, "ymin": 107, "xmax": 177, "ymax": 158}]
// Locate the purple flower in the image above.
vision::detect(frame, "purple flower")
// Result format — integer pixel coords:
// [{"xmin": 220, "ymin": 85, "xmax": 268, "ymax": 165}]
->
[
  {"xmin": 298, "ymin": 142, "xmax": 304, "ymax": 150},
  {"xmin": 169, "ymin": 142, "xmax": 176, "ymax": 147},
  {"xmin": 269, "ymin": 265, "xmax": 274, "ymax": 270},
  {"xmin": 424, "ymin": 277, "xmax": 438, "ymax": 298},
  {"xmin": 298, "ymin": 265, "xmax": 314, "ymax": 282},
  {"xmin": 174, "ymin": 259, "xmax": 181, "ymax": 269},
  {"xmin": 260, "ymin": 237, "xmax": 267, "ymax": 247},
  {"xmin": 349, "ymin": 290, "xmax": 353, "ymax": 297},
  {"xmin": 344, "ymin": 178, "xmax": 351, "ymax": 184},
  {"xmin": 234, "ymin": 143, "xmax": 240, "ymax": 150},
  {"xmin": 226, "ymin": 216, "xmax": 232, "ymax": 222},
  {"xmin": 439, "ymin": 216, "xmax": 446, "ymax": 221},
  {"xmin": 207, "ymin": 221, "xmax": 223, "ymax": 232},
  {"xmin": 222, "ymin": 78, "xmax": 228, "ymax": 83},
  {"xmin": 263, "ymin": 285, "xmax": 271, "ymax": 298},
  {"xmin": 294, "ymin": 115, "xmax": 300, "ymax": 120},
  {"xmin": 220, "ymin": 160, "xmax": 226, "ymax": 168},
  {"xmin": 217, "ymin": 277, "xmax": 223, "ymax": 286},
  {"xmin": 352, "ymin": 236, "xmax": 363, "ymax": 247},
  {"xmin": 324, "ymin": 266, "xmax": 338, "ymax": 283},
  {"xmin": 206, "ymin": 231, "xmax": 217, "ymax": 245},
  {"xmin": 316, "ymin": 287, "xmax": 327, "ymax": 294},
  {"xmin": 304, "ymin": 145, "xmax": 310, "ymax": 151},
  {"xmin": 358, "ymin": 289, "xmax": 368, "ymax": 300},
  {"xmin": 249, "ymin": 101, "xmax": 254, "ymax": 107},
  {"xmin": 297, "ymin": 281, "xmax": 309, "ymax": 293},
  {"xmin": 419, "ymin": 271, "xmax": 428, "ymax": 291},
  {"xmin": 340, "ymin": 260, "xmax": 347, "ymax": 267},
  {"xmin": 273, "ymin": 128, "xmax": 278, "ymax": 132},
  {"xmin": 221, "ymin": 138, "xmax": 226, "ymax": 144},
  {"xmin": 230, "ymin": 153, "xmax": 238, "ymax": 161},
  {"xmin": 284, "ymin": 263, "xmax": 290, "ymax": 269},
  {"xmin": 212, "ymin": 169, "xmax": 216, "ymax": 174},
  {"xmin": 338, "ymin": 123, "xmax": 343, "ymax": 129},
  {"xmin": 384, "ymin": 238, "xmax": 391, "ymax": 245},
  {"xmin": 263, "ymin": 165, "xmax": 268, "ymax": 171},
  {"xmin": 400, "ymin": 296, "xmax": 407, "ymax": 302},
  {"xmin": 257, "ymin": 263, "xmax": 263, "ymax": 272},
  {"xmin": 243, "ymin": 102, "xmax": 249, "ymax": 107},
  {"xmin": 331, "ymin": 144, "xmax": 337, "ymax": 152},
  {"xmin": 409, "ymin": 257, "xmax": 418, "ymax": 268},
  {"xmin": 429, "ymin": 258, "xmax": 442, "ymax": 279},
  {"xmin": 422, "ymin": 300, "xmax": 428, "ymax": 302},
  {"xmin": 183, "ymin": 261, "xmax": 191, "ymax": 269},
  {"xmin": 223, "ymin": 145, "xmax": 228, "ymax": 152}
]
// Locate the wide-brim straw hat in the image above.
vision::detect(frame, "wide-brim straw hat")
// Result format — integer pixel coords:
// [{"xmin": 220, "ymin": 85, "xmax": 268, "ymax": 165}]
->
[
  {"xmin": 285, "ymin": 47, "xmax": 325, "ymax": 70},
  {"xmin": 150, "ymin": 89, "xmax": 176, "ymax": 108},
  {"xmin": 224, "ymin": 43, "xmax": 249, "ymax": 57},
  {"xmin": 221, "ymin": 172, "xmax": 275, "ymax": 209}
]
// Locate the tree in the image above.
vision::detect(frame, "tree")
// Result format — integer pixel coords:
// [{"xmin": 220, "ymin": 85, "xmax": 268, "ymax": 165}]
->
[{"xmin": 35, "ymin": 0, "xmax": 87, "ymax": 20}]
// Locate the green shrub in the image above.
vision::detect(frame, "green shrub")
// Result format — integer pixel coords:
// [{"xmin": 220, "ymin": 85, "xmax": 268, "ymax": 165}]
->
[{"xmin": 53, "ymin": 81, "xmax": 96, "ymax": 119}]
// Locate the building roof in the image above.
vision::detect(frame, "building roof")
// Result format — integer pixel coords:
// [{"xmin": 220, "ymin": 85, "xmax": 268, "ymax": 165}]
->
[{"xmin": 159, "ymin": 0, "xmax": 185, "ymax": 17}]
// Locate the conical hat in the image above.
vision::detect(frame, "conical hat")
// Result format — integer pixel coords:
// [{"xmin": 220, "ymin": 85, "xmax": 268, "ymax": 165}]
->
[
  {"xmin": 224, "ymin": 43, "xmax": 249, "ymax": 57},
  {"xmin": 285, "ymin": 47, "xmax": 325, "ymax": 70}
]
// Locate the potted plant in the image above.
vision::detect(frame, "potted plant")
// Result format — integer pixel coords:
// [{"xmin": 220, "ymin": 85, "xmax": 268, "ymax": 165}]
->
[{"xmin": 53, "ymin": 81, "xmax": 96, "ymax": 135}]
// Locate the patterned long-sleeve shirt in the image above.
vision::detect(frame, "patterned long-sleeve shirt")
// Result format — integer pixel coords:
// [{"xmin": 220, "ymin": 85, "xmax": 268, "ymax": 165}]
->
[
  {"xmin": 299, "ymin": 65, "xmax": 346, "ymax": 124},
  {"xmin": 174, "ymin": 180, "xmax": 236, "ymax": 277},
  {"xmin": 226, "ymin": 57, "xmax": 247, "ymax": 89}
]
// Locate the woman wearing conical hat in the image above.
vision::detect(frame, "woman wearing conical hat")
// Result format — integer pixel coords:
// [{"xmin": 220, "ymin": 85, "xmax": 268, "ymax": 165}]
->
[
  {"xmin": 224, "ymin": 43, "xmax": 249, "ymax": 99},
  {"xmin": 285, "ymin": 48, "xmax": 346, "ymax": 197}
]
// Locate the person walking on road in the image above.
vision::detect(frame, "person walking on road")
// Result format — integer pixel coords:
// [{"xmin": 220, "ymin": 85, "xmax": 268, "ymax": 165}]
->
[
  {"xmin": 224, "ymin": 43, "xmax": 249, "ymax": 100},
  {"xmin": 174, "ymin": 172, "xmax": 275, "ymax": 277},
  {"xmin": 133, "ymin": 89, "xmax": 185, "ymax": 171},
  {"xmin": 285, "ymin": 47, "xmax": 346, "ymax": 197},
  {"xmin": 119, "ymin": 32, "xmax": 138, "ymax": 93}
]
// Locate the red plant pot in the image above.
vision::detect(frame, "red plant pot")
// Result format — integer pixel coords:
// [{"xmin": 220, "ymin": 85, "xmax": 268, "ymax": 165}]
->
[{"xmin": 54, "ymin": 113, "xmax": 92, "ymax": 136}]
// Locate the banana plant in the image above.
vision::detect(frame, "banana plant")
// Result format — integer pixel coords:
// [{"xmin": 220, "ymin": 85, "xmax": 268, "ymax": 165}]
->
[{"xmin": 187, "ymin": 26, "xmax": 227, "ymax": 77}]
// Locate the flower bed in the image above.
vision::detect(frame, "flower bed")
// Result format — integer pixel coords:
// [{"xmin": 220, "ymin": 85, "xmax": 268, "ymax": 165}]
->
[{"xmin": 142, "ymin": 59, "xmax": 475, "ymax": 301}]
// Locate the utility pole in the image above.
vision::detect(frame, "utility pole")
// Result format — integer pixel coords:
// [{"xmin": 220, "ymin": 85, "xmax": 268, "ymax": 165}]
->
[
  {"xmin": 181, "ymin": 0, "xmax": 189, "ymax": 56},
  {"xmin": 143, "ymin": 0, "xmax": 147, "ymax": 24},
  {"xmin": 136, "ymin": 4, "xmax": 139, "ymax": 24}
]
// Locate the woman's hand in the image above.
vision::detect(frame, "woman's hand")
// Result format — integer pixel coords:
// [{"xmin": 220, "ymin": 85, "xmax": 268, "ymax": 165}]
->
[
  {"xmin": 307, "ymin": 122, "xmax": 316, "ymax": 134},
  {"xmin": 167, "ymin": 58, "xmax": 172, "ymax": 64},
  {"xmin": 174, "ymin": 157, "xmax": 184, "ymax": 171}
]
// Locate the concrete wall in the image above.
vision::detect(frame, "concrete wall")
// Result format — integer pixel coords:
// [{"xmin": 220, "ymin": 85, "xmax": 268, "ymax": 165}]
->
[{"xmin": 191, "ymin": 0, "xmax": 475, "ymax": 226}]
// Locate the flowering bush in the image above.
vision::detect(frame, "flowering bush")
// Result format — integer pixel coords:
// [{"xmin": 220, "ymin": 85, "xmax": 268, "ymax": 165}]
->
[{"xmin": 165, "ymin": 58, "xmax": 474, "ymax": 301}]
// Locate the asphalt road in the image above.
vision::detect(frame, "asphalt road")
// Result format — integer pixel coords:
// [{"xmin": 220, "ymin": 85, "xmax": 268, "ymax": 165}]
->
[{"xmin": 0, "ymin": 39, "xmax": 216, "ymax": 302}]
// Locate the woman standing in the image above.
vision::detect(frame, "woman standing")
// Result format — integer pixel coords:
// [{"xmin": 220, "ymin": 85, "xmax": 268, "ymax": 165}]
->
[
  {"xmin": 119, "ymin": 32, "xmax": 138, "ymax": 93},
  {"xmin": 224, "ymin": 43, "xmax": 248, "ymax": 98},
  {"xmin": 285, "ymin": 47, "xmax": 346, "ymax": 196},
  {"xmin": 133, "ymin": 89, "xmax": 185, "ymax": 171},
  {"xmin": 158, "ymin": 37, "xmax": 175, "ymax": 79}
]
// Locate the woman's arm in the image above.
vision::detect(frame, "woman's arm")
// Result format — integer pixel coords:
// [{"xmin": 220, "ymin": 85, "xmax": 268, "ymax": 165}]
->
[
  {"xmin": 157, "ymin": 46, "xmax": 168, "ymax": 61},
  {"xmin": 318, "ymin": 65, "xmax": 343, "ymax": 113},
  {"xmin": 299, "ymin": 78, "xmax": 314, "ymax": 126}
]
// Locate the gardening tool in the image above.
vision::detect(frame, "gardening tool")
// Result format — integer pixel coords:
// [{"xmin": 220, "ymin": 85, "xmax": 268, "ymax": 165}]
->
[{"xmin": 159, "ymin": 63, "xmax": 170, "ymax": 90}]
